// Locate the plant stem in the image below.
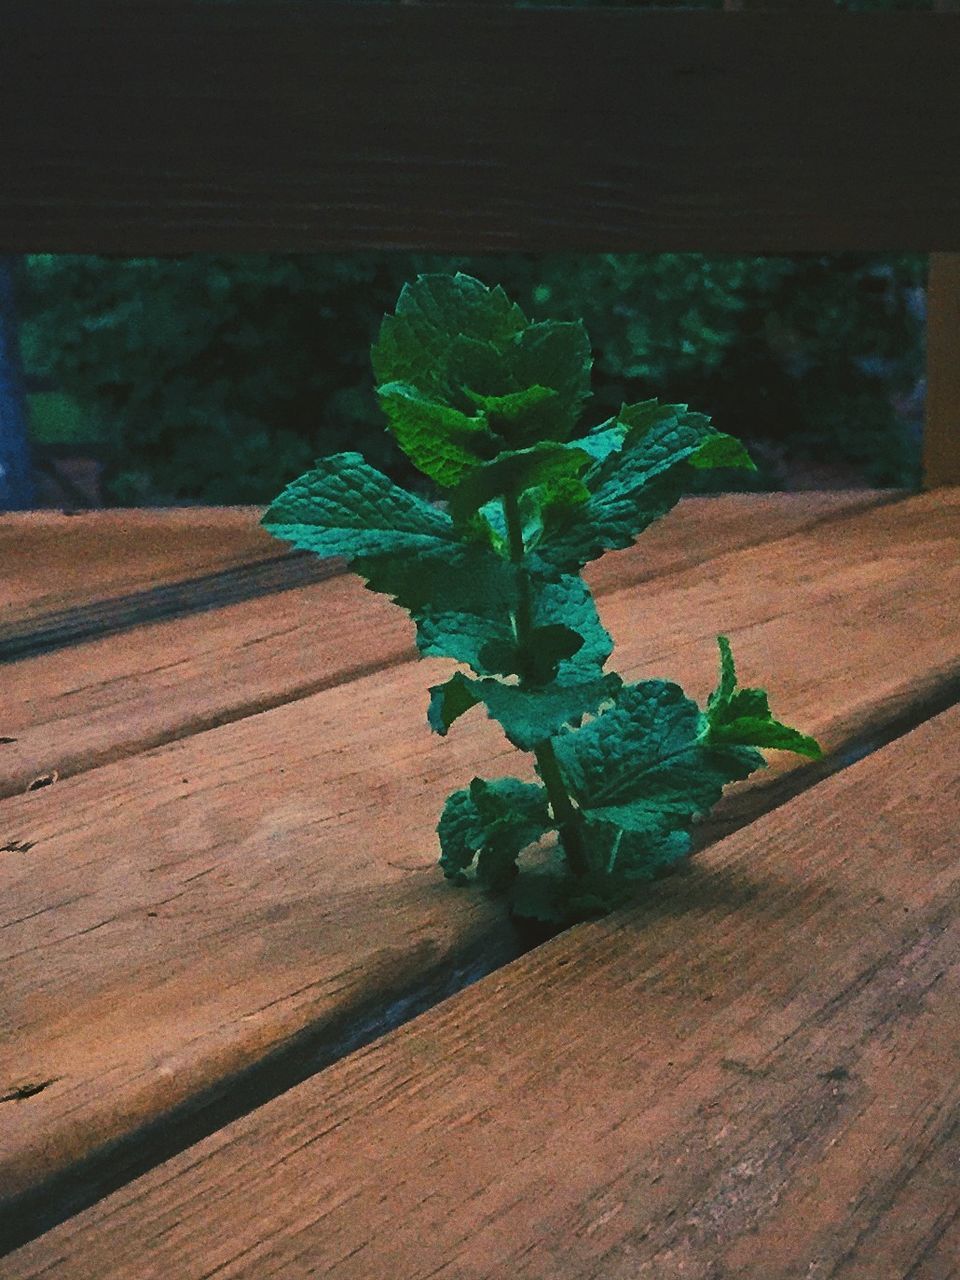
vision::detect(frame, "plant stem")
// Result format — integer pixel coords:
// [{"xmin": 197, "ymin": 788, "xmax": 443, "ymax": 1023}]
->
[
  {"xmin": 503, "ymin": 490, "xmax": 532, "ymax": 644},
  {"xmin": 502, "ymin": 490, "xmax": 588, "ymax": 879},
  {"xmin": 534, "ymin": 737, "xmax": 589, "ymax": 878}
]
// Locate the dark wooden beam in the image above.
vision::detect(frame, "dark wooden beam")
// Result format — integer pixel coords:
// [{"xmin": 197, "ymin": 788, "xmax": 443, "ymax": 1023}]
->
[
  {"xmin": 2, "ymin": 4, "xmax": 959, "ymax": 254},
  {"xmin": 924, "ymin": 253, "xmax": 960, "ymax": 487}
]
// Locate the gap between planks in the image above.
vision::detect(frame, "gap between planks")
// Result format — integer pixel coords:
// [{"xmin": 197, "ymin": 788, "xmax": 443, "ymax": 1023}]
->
[
  {"xmin": 0, "ymin": 552, "xmax": 340, "ymax": 664},
  {"xmin": 0, "ymin": 488, "xmax": 958, "ymax": 1251},
  {"xmin": 6, "ymin": 700, "xmax": 960, "ymax": 1278},
  {"xmin": 1, "ymin": 491, "xmax": 892, "ymax": 800},
  {"xmin": 2, "ymin": 506, "xmax": 283, "ymax": 638}
]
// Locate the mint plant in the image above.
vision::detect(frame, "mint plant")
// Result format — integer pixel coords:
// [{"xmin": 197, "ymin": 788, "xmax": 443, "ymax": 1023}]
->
[{"xmin": 263, "ymin": 273, "xmax": 820, "ymax": 922}]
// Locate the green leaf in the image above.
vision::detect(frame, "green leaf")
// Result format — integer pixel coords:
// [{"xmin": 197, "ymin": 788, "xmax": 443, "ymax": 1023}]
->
[
  {"xmin": 459, "ymin": 570, "xmax": 611, "ymax": 685},
  {"xmin": 463, "ymin": 573, "xmax": 612, "ymax": 687},
  {"xmin": 536, "ymin": 404, "xmax": 755, "ymax": 572},
  {"xmin": 710, "ymin": 632, "xmax": 738, "ymax": 708},
  {"xmin": 618, "ymin": 399, "xmax": 690, "ymax": 433},
  {"xmin": 470, "ymin": 778, "xmax": 553, "ymax": 890},
  {"xmin": 457, "ymin": 323, "xmax": 593, "ymax": 448},
  {"xmin": 582, "ymin": 819, "xmax": 692, "ymax": 882},
  {"xmin": 533, "ymin": 574, "xmax": 613, "ymax": 684},
  {"xmin": 569, "ymin": 419, "xmax": 628, "ymax": 464},
  {"xmin": 706, "ymin": 635, "xmax": 822, "ymax": 759},
  {"xmin": 261, "ymin": 452, "xmax": 455, "ymax": 559},
  {"xmin": 356, "ymin": 542, "xmax": 515, "ymax": 671},
  {"xmin": 552, "ymin": 680, "xmax": 765, "ymax": 839},
  {"xmin": 444, "ymin": 334, "xmax": 518, "ymax": 406},
  {"xmin": 429, "ymin": 671, "xmax": 622, "ymax": 750},
  {"xmin": 479, "ymin": 623, "xmax": 584, "ymax": 686},
  {"xmin": 446, "ymin": 442, "xmax": 592, "ymax": 528},
  {"xmin": 507, "ymin": 321, "xmax": 593, "ymax": 443},
  {"xmin": 430, "ymin": 568, "xmax": 612, "ymax": 686},
  {"xmin": 509, "ymin": 851, "xmax": 633, "ymax": 923},
  {"xmin": 690, "ymin": 431, "xmax": 757, "ymax": 471},
  {"xmin": 428, "ymin": 672, "xmax": 481, "ymax": 735},
  {"xmin": 509, "ymin": 805, "xmax": 695, "ymax": 924},
  {"xmin": 716, "ymin": 716, "xmax": 822, "ymax": 757},
  {"xmin": 372, "ymin": 275, "xmax": 593, "ymax": 458},
  {"xmin": 372, "ymin": 273, "xmax": 528, "ymax": 400},
  {"xmin": 263, "ymin": 459, "xmax": 525, "ymax": 682},
  {"xmin": 461, "ymin": 383, "xmax": 559, "ymax": 420},
  {"xmin": 437, "ymin": 777, "xmax": 552, "ymax": 889},
  {"xmin": 361, "ymin": 543, "xmax": 612, "ymax": 688},
  {"xmin": 436, "ymin": 786, "xmax": 486, "ymax": 882},
  {"xmin": 375, "ymin": 382, "xmax": 496, "ymax": 488}
]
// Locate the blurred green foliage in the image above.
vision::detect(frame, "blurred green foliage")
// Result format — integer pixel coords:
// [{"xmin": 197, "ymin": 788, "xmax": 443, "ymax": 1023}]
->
[
  {"xmin": 16, "ymin": 250, "xmax": 925, "ymax": 504},
  {"xmin": 27, "ymin": 391, "xmax": 105, "ymax": 445}
]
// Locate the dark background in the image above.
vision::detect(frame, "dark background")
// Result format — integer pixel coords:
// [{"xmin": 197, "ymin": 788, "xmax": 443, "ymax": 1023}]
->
[{"xmin": 3, "ymin": 0, "xmax": 935, "ymax": 509}]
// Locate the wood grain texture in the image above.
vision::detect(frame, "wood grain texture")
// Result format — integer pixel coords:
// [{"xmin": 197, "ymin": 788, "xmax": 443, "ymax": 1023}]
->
[
  {"xmin": 726, "ymin": 0, "xmax": 835, "ymax": 9},
  {"xmin": 3, "ymin": 6, "xmax": 960, "ymax": 253},
  {"xmin": 1, "ymin": 490, "xmax": 958, "ymax": 1238},
  {"xmin": 8, "ymin": 700, "xmax": 959, "ymax": 1279},
  {"xmin": 2, "ymin": 508, "xmax": 285, "ymax": 631},
  {"xmin": 0, "ymin": 554, "xmax": 342, "ymax": 665},
  {"xmin": 924, "ymin": 253, "xmax": 960, "ymax": 487},
  {"xmin": 0, "ymin": 493, "xmax": 885, "ymax": 800}
]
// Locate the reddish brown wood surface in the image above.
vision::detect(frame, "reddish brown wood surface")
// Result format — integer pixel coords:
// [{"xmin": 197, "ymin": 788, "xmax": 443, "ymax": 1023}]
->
[
  {"xmin": 0, "ymin": 493, "xmax": 884, "ymax": 800},
  {"xmin": 3, "ymin": 7, "xmax": 960, "ymax": 253},
  {"xmin": 8, "ymin": 698, "xmax": 958, "ymax": 1279},
  {"xmin": 1, "ymin": 491, "xmax": 957, "ymax": 1236},
  {"xmin": 2, "ymin": 508, "xmax": 283, "ymax": 632}
]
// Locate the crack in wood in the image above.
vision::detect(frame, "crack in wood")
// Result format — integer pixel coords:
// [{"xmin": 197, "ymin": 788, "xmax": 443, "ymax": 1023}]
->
[{"xmin": 0, "ymin": 1079, "xmax": 58, "ymax": 1104}]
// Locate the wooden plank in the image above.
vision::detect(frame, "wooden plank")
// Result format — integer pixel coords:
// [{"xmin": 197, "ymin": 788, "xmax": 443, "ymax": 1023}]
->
[
  {"xmin": 2, "ymin": 508, "xmax": 289, "ymax": 632},
  {"xmin": 4, "ymin": 496, "xmax": 882, "ymax": 664},
  {"xmin": 0, "ymin": 555, "xmax": 340, "ymax": 665},
  {"xmin": 3, "ymin": 7, "xmax": 960, "ymax": 253},
  {"xmin": 0, "ymin": 492, "xmax": 886, "ymax": 799},
  {"xmin": 7, "ymin": 700, "xmax": 959, "ymax": 1279},
  {"xmin": 924, "ymin": 254, "xmax": 960, "ymax": 487},
  {"xmin": 726, "ymin": 0, "xmax": 834, "ymax": 8},
  {"xmin": 0, "ymin": 490, "xmax": 957, "ymax": 1248}
]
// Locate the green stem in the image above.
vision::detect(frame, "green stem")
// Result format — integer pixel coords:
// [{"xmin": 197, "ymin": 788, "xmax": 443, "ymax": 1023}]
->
[
  {"xmin": 503, "ymin": 490, "xmax": 532, "ymax": 644},
  {"xmin": 534, "ymin": 737, "xmax": 589, "ymax": 879},
  {"xmin": 502, "ymin": 491, "xmax": 588, "ymax": 879}
]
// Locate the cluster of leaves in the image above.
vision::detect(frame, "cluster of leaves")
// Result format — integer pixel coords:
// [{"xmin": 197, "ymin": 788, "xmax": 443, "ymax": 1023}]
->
[
  {"xmin": 263, "ymin": 274, "xmax": 820, "ymax": 922},
  {"xmin": 15, "ymin": 247, "xmax": 924, "ymax": 503}
]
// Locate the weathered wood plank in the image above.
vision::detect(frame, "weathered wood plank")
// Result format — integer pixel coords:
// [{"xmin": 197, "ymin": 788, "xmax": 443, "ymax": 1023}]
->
[
  {"xmin": 3, "ymin": 6, "xmax": 960, "ymax": 253},
  {"xmin": 7, "ymin": 700, "xmax": 959, "ymax": 1279},
  {"xmin": 0, "ymin": 554, "xmax": 341, "ymax": 665},
  {"xmin": 1, "ymin": 493, "xmax": 884, "ymax": 799},
  {"xmin": 2, "ymin": 508, "xmax": 288, "ymax": 633},
  {"xmin": 1, "ymin": 490, "xmax": 957, "ymax": 1249}
]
